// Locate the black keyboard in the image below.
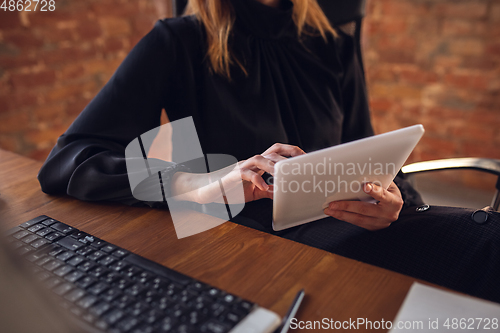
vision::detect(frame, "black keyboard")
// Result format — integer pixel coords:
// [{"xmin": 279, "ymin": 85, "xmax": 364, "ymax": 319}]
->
[{"xmin": 5, "ymin": 215, "xmax": 260, "ymax": 333}]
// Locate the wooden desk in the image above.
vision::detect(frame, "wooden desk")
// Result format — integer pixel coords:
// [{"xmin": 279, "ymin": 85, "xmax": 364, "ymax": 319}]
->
[{"xmin": 0, "ymin": 148, "xmax": 419, "ymax": 331}]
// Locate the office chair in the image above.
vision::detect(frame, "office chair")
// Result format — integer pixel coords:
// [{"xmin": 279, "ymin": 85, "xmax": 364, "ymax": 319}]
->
[{"xmin": 171, "ymin": 0, "xmax": 500, "ymax": 211}]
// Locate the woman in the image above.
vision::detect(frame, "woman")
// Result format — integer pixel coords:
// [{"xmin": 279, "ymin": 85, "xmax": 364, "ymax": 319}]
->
[{"xmin": 38, "ymin": 0, "xmax": 500, "ymax": 302}]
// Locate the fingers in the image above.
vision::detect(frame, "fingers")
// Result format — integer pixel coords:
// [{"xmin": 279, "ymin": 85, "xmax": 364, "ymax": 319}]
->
[
  {"xmin": 262, "ymin": 143, "xmax": 305, "ymax": 157},
  {"xmin": 323, "ymin": 209, "xmax": 385, "ymax": 231},
  {"xmin": 325, "ymin": 200, "xmax": 379, "ymax": 218},
  {"xmin": 241, "ymin": 155, "xmax": 276, "ymax": 175},
  {"xmin": 239, "ymin": 168, "xmax": 269, "ymax": 191},
  {"xmin": 324, "ymin": 181, "xmax": 404, "ymax": 230}
]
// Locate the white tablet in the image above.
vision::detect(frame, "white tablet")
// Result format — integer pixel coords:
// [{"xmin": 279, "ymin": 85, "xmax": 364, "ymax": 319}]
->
[{"xmin": 272, "ymin": 124, "xmax": 425, "ymax": 231}]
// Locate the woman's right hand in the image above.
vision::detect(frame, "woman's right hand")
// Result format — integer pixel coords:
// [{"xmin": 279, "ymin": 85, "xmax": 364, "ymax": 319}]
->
[{"xmin": 171, "ymin": 143, "xmax": 305, "ymax": 204}]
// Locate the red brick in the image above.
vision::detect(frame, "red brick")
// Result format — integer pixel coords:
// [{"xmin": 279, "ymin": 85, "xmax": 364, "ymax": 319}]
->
[
  {"xmin": 0, "ymin": 112, "xmax": 30, "ymax": 134},
  {"xmin": 46, "ymin": 81, "xmax": 98, "ymax": 102},
  {"xmin": 435, "ymin": 2, "xmax": 488, "ymax": 19},
  {"xmin": 369, "ymin": 98, "xmax": 393, "ymax": 112},
  {"xmin": 0, "ymin": 134, "xmax": 20, "ymax": 152},
  {"xmin": 399, "ymin": 68, "xmax": 439, "ymax": 85},
  {"xmin": 43, "ymin": 44, "xmax": 97, "ymax": 65},
  {"xmin": 3, "ymin": 30, "xmax": 44, "ymax": 51},
  {"xmin": 76, "ymin": 20, "xmax": 103, "ymax": 40},
  {"xmin": 442, "ymin": 19, "xmax": 486, "ymax": 37},
  {"xmin": 4, "ymin": 91, "xmax": 39, "ymax": 111},
  {"xmin": 91, "ymin": 2, "xmax": 140, "ymax": 16},
  {"xmin": 66, "ymin": 98, "xmax": 91, "ymax": 117},
  {"xmin": 10, "ymin": 70, "xmax": 56, "ymax": 90},
  {"xmin": 0, "ymin": 11, "xmax": 22, "ymax": 29},
  {"xmin": 444, "ymin": 72, "xmax": 490, "ymax": 90},
  {"xmin": 102, "ymin": 38, "xmax": 125, "ymax": 53},
  {"xmin": 485, "ymin": 42, "xmax": 500, "ymax": 56},
  {"xmin": 99, "ymin": 17, "xmax": 132, "ymax": 37},
  {"xmin": 26, "ymin": 147, "xmax": 52, "ymax": 161},
  {"xmin": 419, "ymin": 136, "xmax": 459, "ymax": 158},
  {"xmin": 58, "ymin": 64, "xmax": 85, "ymax": 80},
  {"xmin": 32, "ymin": 103, "xmax": 66, "ymax": 123},
  {"xmin": 132, "ymin": 16, "xmax": 156, "ymax": 33},
  {"xmin": 0, "ymin": 53, "xmax": 39, "ymax": 69},
  {"xmin": 381, "ymin": 1, "xmax": 429, "ymax": 16}
]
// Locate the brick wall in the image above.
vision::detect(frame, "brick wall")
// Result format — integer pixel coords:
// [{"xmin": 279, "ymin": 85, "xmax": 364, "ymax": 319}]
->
[
  {"xmin": 0, "ymin": 0, "xmax": 162, "ymax": 160},
  {"xmin": 0, "ymin": 0, "xmax": 498, "ymax": 190},
  {"xmin": 363, "ymin": 0, "xmax": 500, "ymax": 190}
]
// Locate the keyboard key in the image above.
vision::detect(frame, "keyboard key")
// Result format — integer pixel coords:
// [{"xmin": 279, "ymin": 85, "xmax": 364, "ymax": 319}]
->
[
  {"xmin": 45, "ymin": 232, "xmax": 65, "ymax": 242},
  {"xmin": 64, "ymin": 288, "xmax": 86, "ymax": 302},
  {"xmin": 65, "ymin": 270, "xmax": 85, "ymax": 283},
  {"xmin": 21, "ymin": 216, "xmax": 49, "ymax": 228},
  {"xmin": 200, "ymin": 320, "xmax": 231, "ymax": 333},
  {"xmin": 123, "ymin": 266, "xmax": 141, "ymax": 278},
  {"xmin": 35, "ymin": 256, "xmax": 53, "ymax": 266},
  {"xmin": 98, "ymin": 255, "xmax": 116, "ymax": 266},
  {"xmin": 113, "ymin": 249, "xmax": 129, "ymax": 258},
  {"xmin": 87, "ymin": 251, "xmax": 105, "ymax": 261},
  {"xmin": 101, "ymin": 287, "xmax": 122, "ymax": 302},
  {"xmin": 57, "ymin": 237, "xmax": 84, "ymax": 251},
  {"xmin": 75, "ymin": 276, "xmax": 97, "ymax": 289},
  {"xmin": 53, "ymin": 283, "xmax": 74, "ymax": 296},
  {"xmin": 90, "ymin": 239, "xmax": 106, "ymax": 248},
  {"xmin": 158, "ymin": 316, "xmax": 177, "ymax": 332},
  {"xmin": 41, "ymin": 218, "xmax": 58, "ymax": 226},
  {"xmin": 101, "ymin": 244, "xmax": 117, "ymax": 253},
  {"xmin": 125, "ymin": 283, "xmax": 146, "ymax": 297},
  {"xmin": 115, "ymin": 317, "xmax": 139, "ymax": 332},
  {"xmin": 89, "ymin": 265, "xmax": 109, "ymax": 278},
  {"xmin": 26, "ymin": 252, "xmax": 47, "ymax": 263},
  {"xmin": 45, "ymin": 277, "xmax": 62, "ymax": 289},
  {"xmin": 17, "ymin": 246, "xmax": 32, "ymax": 256},
  {"xmin": 76, "ymin": 246, "xmax": 94, "ymax": 256},
  {"xmin": 36, "ymin": 271, "xmax": 52, "ymax": 282},
  {"xmin": 51, "ymin": 222, "xmax": 76, "ymax": 235},
  {"xmin": 12, "ymin": 230, "xmax": 30, "ymax": 240},
  {"xmin": 88, "ymin": 282, "xmax": 109, "ymax": 295},
  {"xmin": 53, "ymin": 265, "xmax": 73, "ymax": 277},
  {"xmin": 71, "ymin": 231, "xmax": 89, "ymax": 239},
  {"xmin": 36, "ymin": 227, "xmax": 54, "ymax": 237},
  {"xmin": 128, "ymin": 301, "xmax": 150, "ymax": 316},
  {"xmin": 77, "ymin": 261, "xmax": 95, "ymax": 272},
  {"xmin": 28, "ymin": 224, "xmax": 46, "ymax": 233},
  {"xmin": 31, "ymin": 238, "xmax": 49, "ymax": 249},
  {"xmin": 115, "ymin": 277, "xmax": 133, "ymax": 290},
  {"xmin": 43, "ymin": 260, "xmax": 63, "ymax": 272},
  {"xmin": 124, "ymin": 254, "xmax": 191, "ymax": 285},
  {"xmin": 90, "ymin": 301, "xmax": 112, "ymax": 316},
  {"xmin": 21, "ymin": 234, "xmax": 40, "ymax": 244},
  {"xmin": 109, "ymin": 260, "xmax": 129, "ymax": 272},
  {"xmin": 103, "ymin": 308, "xmax": 124, "ymax": 325},
  {"xmin": 114, "ymin": 294, "xmax": 134, "ymax": 309},
  {"xmin": 67, "ymin": 256, "xmax": 85, "ymax": 266},
  {"xmin": 48, "ymin": 245, "xmax": 64, "ymax": 256},
  {"xmin": 77, "ymin": 295, "xmax": 98, "ymax": 309},
  {"xmin": 56, "ymin": 251, "xmax": 75, "ymax": 261}
]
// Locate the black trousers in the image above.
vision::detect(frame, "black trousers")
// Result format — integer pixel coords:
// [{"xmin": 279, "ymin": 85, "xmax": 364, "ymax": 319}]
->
[{"xmin": 233, "ymin": 205, "xmax": 500, "ymax": 304}]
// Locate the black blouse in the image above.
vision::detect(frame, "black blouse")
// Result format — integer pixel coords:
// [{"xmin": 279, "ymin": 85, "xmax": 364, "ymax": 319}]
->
[{"xmin": 38, "ymin": 0, "xmax": 419, "ymax": 230}]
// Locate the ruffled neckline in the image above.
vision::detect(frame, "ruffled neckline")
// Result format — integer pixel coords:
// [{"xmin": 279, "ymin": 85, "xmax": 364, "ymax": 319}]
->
[{"xmin": 231, "ymin": 0, "xmax": 296, "ymax": 39}]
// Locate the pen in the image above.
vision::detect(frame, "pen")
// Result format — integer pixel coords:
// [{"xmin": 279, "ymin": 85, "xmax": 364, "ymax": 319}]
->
[{"xmin": 275, "ymin": 289, "xmax": 305, "ymax": 333}]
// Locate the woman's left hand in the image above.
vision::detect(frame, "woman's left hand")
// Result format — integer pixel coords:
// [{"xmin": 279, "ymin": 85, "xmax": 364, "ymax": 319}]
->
[{"xmin": 323, "ymin": 181, "xmax": 404, "ymax": 231}]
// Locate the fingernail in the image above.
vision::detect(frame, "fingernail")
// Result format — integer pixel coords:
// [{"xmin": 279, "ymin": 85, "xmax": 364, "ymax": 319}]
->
[{"xmin": 364, "ymin": 184, "xmax": 372, "ymax": 193}]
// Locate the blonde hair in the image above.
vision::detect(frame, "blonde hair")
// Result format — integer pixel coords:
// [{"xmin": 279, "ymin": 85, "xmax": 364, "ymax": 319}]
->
[{"xmin": 184, "ymin": 0, "xmax": 336, "ymax": 79}]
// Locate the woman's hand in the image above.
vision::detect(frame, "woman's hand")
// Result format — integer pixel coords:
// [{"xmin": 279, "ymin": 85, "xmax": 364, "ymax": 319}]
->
[
  {"xmin": 323, "ymin": 182, "xmax": 404, "ymax": 230},
  {"xmin": 171, "ymin": 143, "xmax": 305, "ymax": 204}
]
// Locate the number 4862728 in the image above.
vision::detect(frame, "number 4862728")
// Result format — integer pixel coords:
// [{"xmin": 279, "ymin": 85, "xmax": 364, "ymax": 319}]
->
[{"xmin": 1, "ymin": 0, "xmax": 56, "ymax": 11}]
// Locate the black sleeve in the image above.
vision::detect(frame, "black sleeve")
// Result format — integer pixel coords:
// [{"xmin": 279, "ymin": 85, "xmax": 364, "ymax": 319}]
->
[
  {"xmin": 38, "ymin": 21, "xmax": 179, "ymax": 205},
  {"xmin": 338, "ymin": 32, "xmax": 374, "ymax": 143}
]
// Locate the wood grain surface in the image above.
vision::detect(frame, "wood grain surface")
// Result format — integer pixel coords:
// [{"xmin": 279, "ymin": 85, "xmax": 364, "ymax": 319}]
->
[{"xmin": 0, "ymin": 149, "xmax": 421, "ymax": 332}]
